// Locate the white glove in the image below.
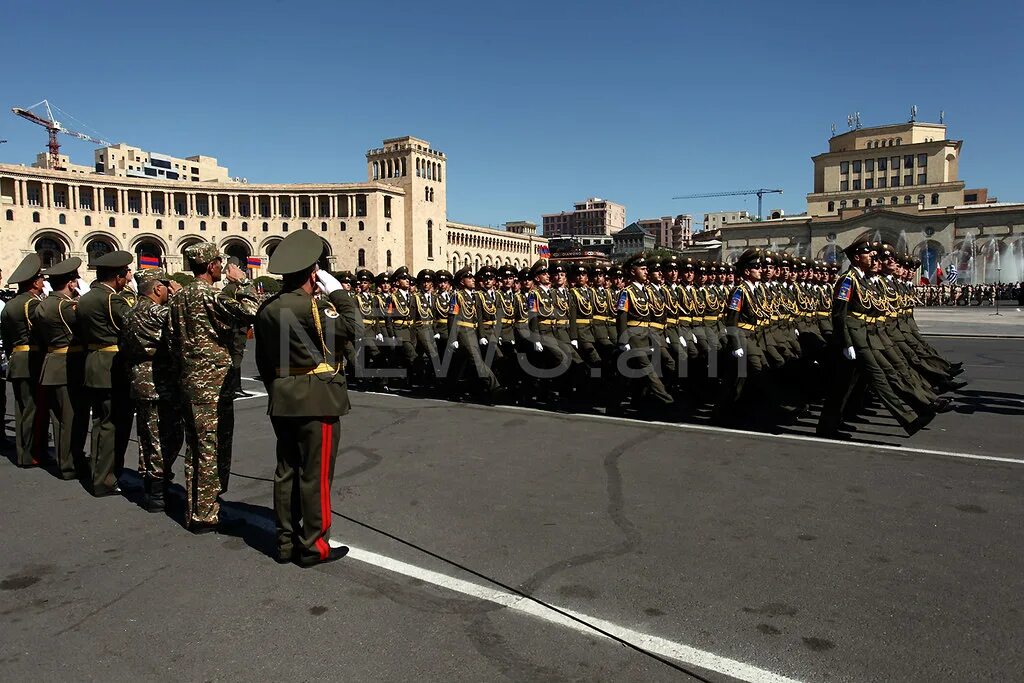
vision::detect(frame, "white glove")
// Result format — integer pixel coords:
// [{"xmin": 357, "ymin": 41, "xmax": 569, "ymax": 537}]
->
[
  {"xmin": 843, "ymin": 346, "xmax": 856, "ymax": 361},
  {"xmin": 316, "ymin": 270, "xmax": 343, "ymax": 294},
  {"xmin": 678, "ymin": 336, "xmax": 688, "ymax": 348},
  {"xmin": 620, "ymin": 343, "xmax": 631, "ymax": 352},
  {"xmin": 374, "ymin": 333, "xmax": 384, "ymax": 343},
  {"xmin": 433, "ymin": 333, "xmax": 440, "ymax": 340},
  {"xmin": 533, "ymin": 341, "xmax": 543, "ymax": 352},
  {"xmin": 480, "ymin": 337, "xmax": 488, "ymax": 346},
  {"xmin": 732, "ymin": 348, "xmax": 745, "ymax": 358},
  {"xmin": 570, "ymin": 339, "xmax": 579, "ymax": 349},
  {"xmin": 450, "ymin": 340, "xmax": 459, "ymax": 350},
  {"xmin": 692, "ymin": 334, "xmax": 698, "ymax": 344},
  {"xmin": 665, "ymin": 336, "xmax": 672, "ymax": 344},
  {"xmin": 794, "ymin": 329, "xmax": 801, "ymax": 338},
  {"xmin": 76, "ymin": 278, "xmax": 91, "ymax": 295},
  {"xmin": 42, "ymin": 281, "xmax": 53, "ymax": 296}
]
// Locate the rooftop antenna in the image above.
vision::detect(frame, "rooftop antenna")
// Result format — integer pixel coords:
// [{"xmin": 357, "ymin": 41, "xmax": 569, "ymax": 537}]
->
[
  {"xmin": 847, "ymin": 114, "xmax": 854, "ymax": 130},
  {"xmin": 854, "ymin": 112, "xmax": 862, "ymax": 129},
  {"xmin": 831, "ymin": 122, "xmax": 836, "ymax": 136},
  {"xmin": 939, "ymin": 110, "xmax": 945, "ymax": 124},
  {"xmin": 910, "ymin": 105, "xmax": 917, "ymax": 122}
]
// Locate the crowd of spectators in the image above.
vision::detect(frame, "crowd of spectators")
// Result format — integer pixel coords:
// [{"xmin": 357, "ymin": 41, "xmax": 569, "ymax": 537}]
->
[{"xmin": 916, "ymin": 282, "xmax": 1024, "ymax": 306}]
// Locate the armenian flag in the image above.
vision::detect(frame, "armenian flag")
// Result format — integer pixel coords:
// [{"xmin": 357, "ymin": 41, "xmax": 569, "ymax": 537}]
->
[
  {"xmin": 247, "ymin": 256, "xmax": 262, "ymax": 268},
  {"xmin": 139, "ymin": 255, "xmax": 161, "ymax": 269},
  {"xmin": 538, "ymin": 245, "xmax": 550, "ymax": 258}
]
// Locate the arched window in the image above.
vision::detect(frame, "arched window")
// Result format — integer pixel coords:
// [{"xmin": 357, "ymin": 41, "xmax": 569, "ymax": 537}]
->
[
  {"xmin": 340, "ymin": 221, "xmax": 346, "ymax": 231},
  {"xmin": 301, "ymin": 222, "xmax": 308, "ymax": 230},
  {"xmin": 852, "ymin": 199, "xmax": 860, "ymax": 208},
  {"xmin": 415, "ymin": 159, "xmax": 420, "ymax": 177},
  {"xmin": 895, "ymin": 138, "xmax": 901, "ymax": 145},
  {"xmin": 373, "ymin": 161, "xmax": 379, "ymax": 180},
  {"xmin": 35, "ymin": 237, "xmax": 66, "ymax": 268},
  {"xmin": 32, "ymin": 211, "xmax": 40, "ymax": 223},
  {"xmin": 904, "ymin": 196, "xmax": 912, "ymax": 204},
  {"xmin": 241, "ymin": 221, "xmax": 248, "ymax": 232},
  {"xmin": 109, "ymin": 217, "xmax": 116, "ymax": 227},
  {"xmin": 358, "ymin": 221, "xmax": 365, "ymax": 231},
  {"xmin": 3, "ymin": 209, "xmax": 11, "ymax": 220},
  {"xmin": 437, "ymin": 165, "xmax": 442, "ymax": 182},
  {"xmin": 425, "ymin": 187, "xmax": 430, "ymax": 201},
  {"xmin": 931, "ymin": 193, "xmax": 939, "ymax": 205},
  {"xmin": 178, "ymin": 220, "xmax": 185, "ymax": 229},
  {"xmin": 865, "ymin": 198, "xmax": 872, "ymax": 207},
  {"xmin": 386, "ymin": 250, "xmax": 392, "ymax": 267},
  {"xmin": 133, "ymin": 218, "xmax": 140, "ymax": 229},
  {"xmin": 282, "ymin": 222, "xmax": 289, "ymax": 232},
  {"xmin": 839, "ymin": 200, "xmax": 847, "ymax": 209},
  {"xmin": 386, "ymin": 222, "xmax": 390, "ymax": 232},
  {"xmin": 358, "ymin": 248, "xmax": 366, "ymax": 267},
  {"xmin": 891, "ymin": 197, "xmax": 898, "ymax": 205},
  {"xmin": 200, "ymin": 220, "xmax": 207, "ymax": 231},
  {"xmin": 221, "ymin": 221, "xmax": 228, "ymax": 231},
  {"xmin": 917, "ymin": 195, "xmax": 925, "ymax": 205},
  {"xmin": 427, "ymin": 221, "xmax": 434, "ymax": 258},
  {"xmin": 262, "ymin": 222, "xmax": 269, "ymax": 232},
  {"xmin": 58, "ymin": 213, "xmax": 66, "ymax": 225},
  {"xmin": 155, "ymin": 219, "xmax": 162, "ymax": 229}
]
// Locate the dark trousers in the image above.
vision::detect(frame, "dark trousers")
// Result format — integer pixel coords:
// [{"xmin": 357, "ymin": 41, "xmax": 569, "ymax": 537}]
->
[
  {"xmin": 271, "ymin": 416, "xmax": 341, "ymax": 563},
  {"xmin": 452, "ymin": 329, "xmax": 500, "ymax": 393},
  {"xmin": 818, "ymin": 345, "xmax": 920, "ymax": 433},
  {"xmin": 12, "ymin": 378, "xmax": 46, "ymax": 466},
  {"xmin": 89, "ymin": 388, "xmax": 136, "ymax": 494},
  {"xmin": 46, "ymin": 384, "xmax": 90, "ymax": 480}
]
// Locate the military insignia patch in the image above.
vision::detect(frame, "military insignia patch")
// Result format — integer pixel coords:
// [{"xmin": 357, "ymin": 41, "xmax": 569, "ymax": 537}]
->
[
  {"xmin": 616, "ymin": 291, "xmax": 629, "ymax": 312},
  {"xmin": 728, "ymin": 289, "xmax": 743, "ymax": 311},
  {"xmin": 323, "ymin": 309, "xmax": 339, "ymax": 319},
  {"xmin": 837, "ymin": 278, "xmax": 852, "ymax": 301}
]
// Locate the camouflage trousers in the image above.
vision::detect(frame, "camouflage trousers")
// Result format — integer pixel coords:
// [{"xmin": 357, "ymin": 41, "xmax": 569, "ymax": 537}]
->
[
  {"xmin": 182, "ymin": 397, "xmax": 235, "ymax": 525},
  {"xmin": 136, "ymin": 399, "xmax": 184, "ymax": 482}
]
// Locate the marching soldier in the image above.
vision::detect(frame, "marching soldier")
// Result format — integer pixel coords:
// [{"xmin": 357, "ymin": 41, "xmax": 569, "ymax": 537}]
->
[
  {"xmin": 385, "ymin": 266, "xmax": 417, "ymax": 387},
  {"xmin": 120, "ymin": 268, "xmax": 184, "ymax": 512},
  {"xmin": 412, "ymin": 269, "xmax": 442, "ymax": 382},
  {"xmin": 614, "ymin": 253, "xmax": 674, "ymax": 410},
  {"xmin": 31, "ymin": 257, "xmax": 89, "ymax": 481},
  {"xmin": 77, "ymin": 250, "xmax": 135, "ymax": 496},
  {"xmin": 448, "ymin": 266, "xmax": 501, "ymax": 399},
  {"xmin": 168, "ymin": 242, "xmax": 258, "ymax": 533},
  {"xmin": 0, "ymin": 254, "xmax": 47, "ymax": 466},
  {"xmin": 352, "ymin": 269, "xmax": 384, "ymax": 389},
  {"xmin": 254, "ymin": 230, "xmax": 356, "ymax": 567},
  {"xmin": 432, "ymin": 270, "xmax": 454, "ymax": 353}
]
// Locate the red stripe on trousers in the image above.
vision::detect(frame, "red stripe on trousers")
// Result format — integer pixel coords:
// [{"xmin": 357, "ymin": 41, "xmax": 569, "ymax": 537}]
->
[{"xmin": 318, "ymin": 419, "xmax": 333, "ymax": 559}]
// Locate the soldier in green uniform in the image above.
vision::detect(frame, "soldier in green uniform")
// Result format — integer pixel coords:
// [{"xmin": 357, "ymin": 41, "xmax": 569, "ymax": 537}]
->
[
  {"xmin": 817, "ymin": 240, "xmax": 933, "ymax": 438},
  {"xmin": 432, "ymin": 270, "xmax": 454, "ymax": 354},
  {"xmin": 1, "ymin": 254, "xmax": 47, "ymax": 467},
  {"xmin": 614, "ymin": 253, "xmax": 674, "ymax": 411},
  {"xmin": 448, "ymin": 266, "xmax": 501, "ymax": 399},
  {"xmin": 224, "ymin": 257, "xmax": 253, "ymax": 399},
  {"xmin": 121, "ymin": 268, "xmax": 184, "ymax": 512},
  {"xmin": 31, "ymin": 257, "xmax": 89, "ymax": 481},
  {"xmin": 168, "ymin": 242, "xmax": 258, "ymax": 532},
  {"xmin": 77, "ymin": 250, "xmax": 135, "ymax": 496},
  {"xmin": 412, "ymin": 269, "xmax": 442, "ymax": 382},
  {"xmin": 385, "ymin": 266, "xmax": 417, "ymax": 387},
  {"xmin": 352, "ymin": 269, "xmax": 383, "ymax": 390},
  {"xmin": 253, "ymin": 230, "xmax": 355, "ymax": 567}
]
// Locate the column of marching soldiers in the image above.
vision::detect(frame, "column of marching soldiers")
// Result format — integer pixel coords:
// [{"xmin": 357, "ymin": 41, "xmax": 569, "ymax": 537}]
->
[{"xmin": 0, "ymin": 237, "xmax": 967, "ymax": 526}]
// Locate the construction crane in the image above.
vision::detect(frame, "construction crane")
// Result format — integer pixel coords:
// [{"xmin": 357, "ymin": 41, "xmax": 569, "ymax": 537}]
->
[
  {"xmin": 11, "ymin": 100, "xmax": 111, "ymax": 170},
  {"xmin": 672, "ymin": 188, "xmax": 784, "ymax": 222}
]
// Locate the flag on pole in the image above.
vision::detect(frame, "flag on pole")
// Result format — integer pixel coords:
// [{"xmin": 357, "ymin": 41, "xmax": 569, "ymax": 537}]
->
[
  {"xmin": 246, "ymin": 256, "xmax": 262, "ymax": 268},
  {"xmin": 946, "ymin": 264, "xmax": 958, "ymax": 284},
  {"xmin": 139, "ymin": 255, "xmax": 161, "ymax": 269},
  {"xmin": 537, "ymin": 245, "xmax": 550, "ymax": 258}
]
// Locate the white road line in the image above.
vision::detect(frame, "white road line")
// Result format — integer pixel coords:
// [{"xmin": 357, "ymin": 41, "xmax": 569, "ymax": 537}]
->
[
  {"xmin": 234, "ymin": 390, "xmax": 268, "ymax": 401},
  {"xmin": 357, "ymin": 391, "xmax": 1024, "ymax": 466},
  {"xmin": 344, "ymin": 546, "xmax": 802, "ymax": 683}
]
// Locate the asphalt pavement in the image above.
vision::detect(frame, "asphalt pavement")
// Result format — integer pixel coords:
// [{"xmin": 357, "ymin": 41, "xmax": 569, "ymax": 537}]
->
[{"xmin": 1, "ymin": 335, "xmax": 1021, "ymax": 682}]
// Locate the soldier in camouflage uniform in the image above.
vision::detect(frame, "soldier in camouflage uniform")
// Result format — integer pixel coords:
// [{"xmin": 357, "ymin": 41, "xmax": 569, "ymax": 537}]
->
[
  {"xmin": 224, "ymin": 256, "xmax": 252, "ymax": 398},
  {"xmin": 168, "ymin": 242, "xmax": 258, "ymax": 533},
  {"xmin": 121, "ymin": 268, "xmax": 184, "ymax": 512}
]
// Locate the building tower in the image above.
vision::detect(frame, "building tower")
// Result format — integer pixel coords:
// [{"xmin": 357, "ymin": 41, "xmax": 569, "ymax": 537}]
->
[{"xmin": 366, "ymin": 136, "xmax": 447, "ymax": 269}]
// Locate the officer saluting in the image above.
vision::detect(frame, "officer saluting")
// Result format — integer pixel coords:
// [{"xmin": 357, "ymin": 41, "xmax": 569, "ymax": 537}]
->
[
  {"xmin": 77, "ymin": 250, "xmax": 135, "ymax": 496},
  {"xmin": 254, "ymin": 230, "xmax": 357, "ymax": 567},
  {"xmin": 0, "ymin": 254, "xmax": 47, "ymax": 467}
]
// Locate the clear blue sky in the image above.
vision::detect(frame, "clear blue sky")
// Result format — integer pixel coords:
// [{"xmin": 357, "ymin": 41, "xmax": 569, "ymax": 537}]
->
[{"xmin": 2, "ymin": 0, "xmax": 1021, "ymax": 231}]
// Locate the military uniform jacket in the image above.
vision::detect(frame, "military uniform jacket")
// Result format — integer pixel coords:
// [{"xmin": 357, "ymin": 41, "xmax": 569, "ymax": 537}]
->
[
  {"xmin": 495, "ymin": 289, "xmax": 517, "ymax": 342},
  {"xmin": 568, "ymin": 286, "xmax": 596, "ymax": 343},
  {"xmin": 723, "ymin": 281, "xmax": 764, "ymax": 353},
  {"xmin": 512, "ymin": 290, "xmax": 532, "ymax": 341},
  {"xmin": 831, "ymin": 268, "xmax": 873, "ymax": 350},
  {"xmin": 255, "ymin": 288, "xmax": 356, "ymax": 418},
  {"xmin": 1, "ymin": 292, "xmax": 42, "ymax": 380},
  {"xmin": 448, "ymin": 289, "xmax": 481, "ymax": 338},
  {"xmin": 432, "ymin": 290, "xmax": 452, "ymax": 334},
  {"xmin": 169, "ymin": 278, "xmax": 258, "ymax": 403},
  {"xmin": 354, "ymin": 290, "xmax": 383, "ymax": 337},
  {"xmin": 475, "ymin": 289, "xmax": 500, "ymax": 338},
  {"xmin": 615, "ymin": 281, "xmax": 654, "ymax": 341},
  {"xmin": 31, "ymin": 292, "xmax": 84, "ymax": 386},
  {"xmin": 412, "ymin": 290, "xmax": 435, "ymax": 327},
  {"xmin": 76, "ymin": 283, "xmax": 131, "ymax": 389},
  {"xmin": 526, "ymin": 286, "xmax": 563, "ymax": 335},
  {"xmin": 386, "ymin": 289, "xmax": 414, "ymax": 340},
  {"xmin": 121, "ymin": 296, "xmax": 179, "ymax": 402}
]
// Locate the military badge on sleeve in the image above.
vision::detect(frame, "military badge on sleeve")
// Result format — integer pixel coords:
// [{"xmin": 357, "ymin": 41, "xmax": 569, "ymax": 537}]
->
[
  {"xmin": 836, "ymin": 278, "xmax": 852, "ymax": 302},
  {"xmin": 728, "ymin": 289, "xmax": 743, "ymax": 311},
  {"xmin": 616, "ymin": 291, "xmax": 629, "ymax": 312},
  {"xmin": 323, "ymin": 309, "xmax": 339, "ymax": 319}
]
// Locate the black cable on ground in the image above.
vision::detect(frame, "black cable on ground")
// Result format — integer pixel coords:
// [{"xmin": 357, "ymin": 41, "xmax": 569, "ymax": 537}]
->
[{"xmin": 230, "ymin": 470, "xmax": 712, "ymax": 682}]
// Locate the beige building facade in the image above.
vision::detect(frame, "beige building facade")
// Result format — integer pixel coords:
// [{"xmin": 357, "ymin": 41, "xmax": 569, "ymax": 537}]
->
[
  {"xmin": 637, "ymin": 214, "xmax": 693, "ymax": 250},
  {"xmin": 0, "ymin": 135, "xmax": 547, "ymax": 281},
  {"xmin": 542, "ymin": 197, "xmax": 626, "ymax": 237},
  {"xmin": 713, "ymin": 120, "xmax": 1024, "ymax": 283}
]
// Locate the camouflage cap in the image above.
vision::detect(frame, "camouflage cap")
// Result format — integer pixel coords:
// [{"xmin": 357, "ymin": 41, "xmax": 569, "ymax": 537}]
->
[
  {"xmin": 184, "ymin": 241, "xmax": 221, "ymax": 266},
  {"xmin": 134, "ymin": 267, "xmax": 171, "ymax": 286}
]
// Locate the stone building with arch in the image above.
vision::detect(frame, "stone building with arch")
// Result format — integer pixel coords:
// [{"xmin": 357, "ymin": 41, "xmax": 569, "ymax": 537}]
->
[
  {"xmin": 709, "ymin": 120, "xmax": 1024, "ymax": 283},
  {"xmin": 0, "ymin": 135, "xmax": 547, "ymax": 281}
]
